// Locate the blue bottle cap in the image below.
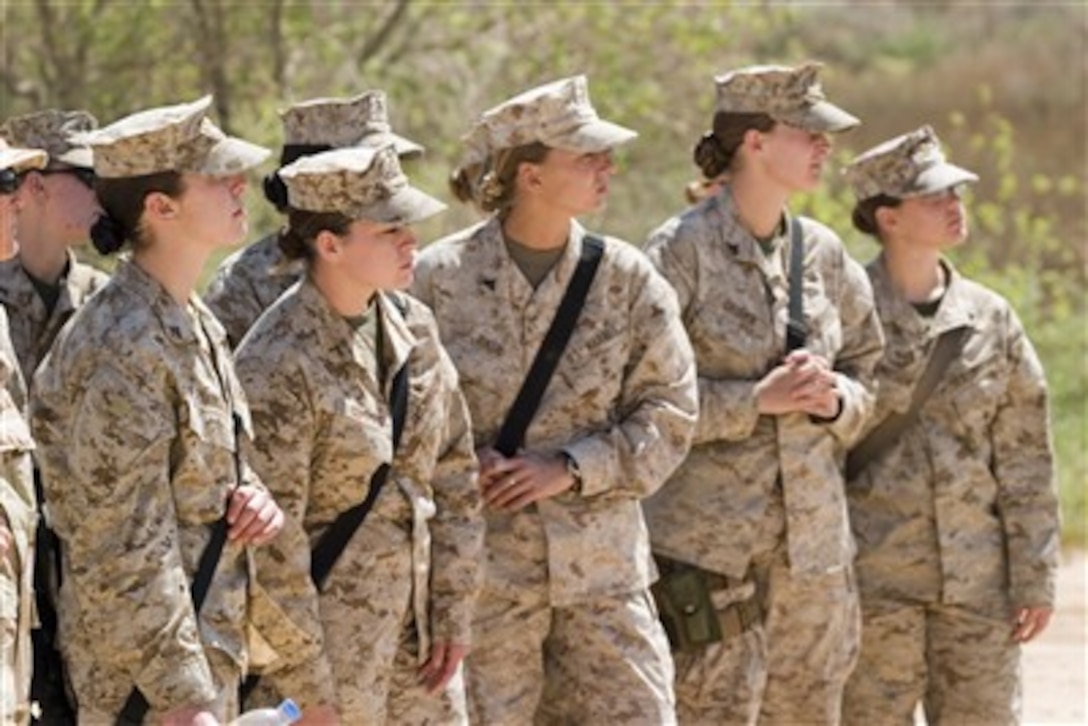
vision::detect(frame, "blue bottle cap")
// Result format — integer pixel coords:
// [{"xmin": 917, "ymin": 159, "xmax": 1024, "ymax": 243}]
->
[{"xmin": 278, "ymin": 699, "xmax": 302, "ymax": 723}]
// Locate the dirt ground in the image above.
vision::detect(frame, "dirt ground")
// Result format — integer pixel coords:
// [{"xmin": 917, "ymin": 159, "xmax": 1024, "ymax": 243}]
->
[{"xmin": 1022, "ymin": 550, "xmax": 1087, "ymax": 725}]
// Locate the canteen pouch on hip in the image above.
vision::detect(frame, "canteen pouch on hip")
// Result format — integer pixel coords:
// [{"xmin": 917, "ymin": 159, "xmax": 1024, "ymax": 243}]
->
[{"xmin": 651, "ymin": 561, "xmax": 722, "ymax": 653}]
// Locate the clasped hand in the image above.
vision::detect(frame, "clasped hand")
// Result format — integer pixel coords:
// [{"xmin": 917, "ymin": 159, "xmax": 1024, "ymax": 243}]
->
[
  {"xmin": 477, "ymin": 448, "xmax": 576, "ymax": 512},
  {"xmin": 755, "ymin": 349, "xmax": 840, "ymax": 419}
]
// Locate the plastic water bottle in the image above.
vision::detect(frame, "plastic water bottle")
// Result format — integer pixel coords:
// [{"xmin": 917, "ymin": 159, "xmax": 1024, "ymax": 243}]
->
[{"xmin": 228, "ymin": 698, "xmax": 302, "ymax": 726}]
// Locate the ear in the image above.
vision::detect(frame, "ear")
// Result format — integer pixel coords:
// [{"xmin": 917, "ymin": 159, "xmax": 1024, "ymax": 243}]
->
[
  {"xmin": 313, "ymin": 228, "xmax": 342, "ymax": 261},
  {"xmin": 516, "ymin": 161, "xmax": 543, "ymax": 192},
  {"xmin": 875, "ymin": 205, "xmax": 899, "ymax": 233},
  {"xmin": 742, "ymin": 127, "xmax": 765, "ymax": 154},
  {"xmin": 144, "ymin": 191, "xmax": 179, "ymax": 221},
  {"xmin": 22, "ymin": 171, "xmax": 47, "ymax": 200}
]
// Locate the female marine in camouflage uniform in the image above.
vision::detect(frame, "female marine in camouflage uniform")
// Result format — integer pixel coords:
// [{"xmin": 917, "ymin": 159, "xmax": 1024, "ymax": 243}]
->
[
  {"xmin": 0, "ymin": 138, "xmax": 46, "ymax": 725},
  {"xmin": 642, "ymin": 63, "xmax": 884, "ymax": 725},
  {"xmin": 204, "ymin": 92, "xmax": 423, "ymax": 348},
  {"xmin": 412, "ymin": 76, "xmax": 698, "ymax": 725},
  {"xmin": 840, "ymin": 126, "xmax": 1060, "ymax": 726},
  {"xmin": 234, "ymin": 146, "xmax": 483, "ymax": 725},
  {"xmin": 0, "ymin": 110, "xmax": 108, "ymax": 384},
  {"xmin": 31, "ymin": 97, "xmax": 284, "ymax": 725}
]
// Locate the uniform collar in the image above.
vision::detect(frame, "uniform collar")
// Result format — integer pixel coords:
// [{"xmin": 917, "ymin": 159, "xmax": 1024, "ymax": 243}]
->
[
  {"xmin": 869, "ymin": 254, "xmax": 977, "ymax": 337},
  {"xmin": 713, "ymin": 185, "xmax": 792, "ymax": 267},
  {"xmin": 295, "ymin": 276, "xmax": 416, "ymax": 396},
  {"xmin": 113, "ymin": 259, "xmax": 203, "ymax": 347},
  {"xmin": 474, "ymin": 214, "xmax": 589, "ymax": 304}
]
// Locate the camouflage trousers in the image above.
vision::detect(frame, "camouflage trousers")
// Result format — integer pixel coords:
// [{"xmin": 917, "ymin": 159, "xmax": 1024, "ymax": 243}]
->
[
  {"xmin": 72, "ymin": 648, "xmax": 241, "ymax": 724},
  {"xmin": 754, "ymin": 550, "xmax": 860, "ymax": 726},
  {"xmin": 466, "ymin": 586, "xmax": 676, "ymax": 726},
  {"xmin": 1, "ymin": 538, "xmax": 31, "ymax": 726},
  {"xmin": 842, "ymin": 600, "xmax": 1020, "ymax": 726},
  {"xmin": 255, "ymin": 539, "xmax": 468, "ymax": 725}
]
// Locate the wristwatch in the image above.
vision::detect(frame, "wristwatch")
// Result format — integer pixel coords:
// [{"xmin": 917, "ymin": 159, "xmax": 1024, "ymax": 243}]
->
[{"xmin": 561, "ymin": 452, "xmax": 584, "ymax": 494}]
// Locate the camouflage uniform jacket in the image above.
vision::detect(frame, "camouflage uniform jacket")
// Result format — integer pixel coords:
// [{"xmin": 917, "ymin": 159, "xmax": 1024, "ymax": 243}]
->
[
  {"xmin": 30, "ymin": 260, "xmax": 262, "ymax": 712},
  {"xmin": 849, "ymin": 256, "xmax": 1060, "ymax": 610},
  {"xmin": 413, "ymin": 217, "xmax": 698, "ymax": 607},
  {"xmin": 204, "ymin": 233, "xmax": 303, "ymax": 348},
  {"xmin": 642, "ymin": 189, "xmax": 884, "ymax": 579},
  {"xmin": 234, "ymin": 279, "xmax": 483, "ymax": 705},
  {"xmin": 0, "ymin": 250, "xmax": 109, "ymax": 384},
  {"xmin": 0, "ymin": 305, "xmax": 37, "ymax": 724}
]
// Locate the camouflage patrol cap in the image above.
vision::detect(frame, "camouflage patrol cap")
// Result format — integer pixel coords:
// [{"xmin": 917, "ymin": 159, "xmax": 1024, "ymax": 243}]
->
[
  {"xmin": 279, "ymin": 145, "xmax": 446, "ymax": 224},
  {"xmin": 844, "ymin": 125, "xmax": 978, "ymax": 200},
  {"xmin": 77, "ymin": 96, "xmax": 270, "ymax": 178},
  {"xmin": 0, "ymin": 138, "xmax": 47, "ymax": 174},
  {"xmin": 0, "ymin": 109, "xmax": 97, "ymax": 169},
  {"xmin": 281, "ymin": 91, "xmax": 424, "ymax": 157},
  {"xmin": 461, "ymin": 75, "xmax": 637, "ymax": 165},
  {"xmin": 715, "ymin": 62, "xmax": 859, "ymax": 133}
]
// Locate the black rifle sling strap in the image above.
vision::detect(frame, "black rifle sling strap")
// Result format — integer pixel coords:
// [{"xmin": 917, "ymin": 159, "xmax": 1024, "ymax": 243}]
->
[
  {"xmin": 845, "ymin": 324, "xmax": 970, "ymax": 481},
  {"xmin": 310, "ymin": 292, "xmax": 410, "ymax": 591},
  {"xmin": 241, "ymin": 296, "xmax": 410, "ymax": 703},
  {"xmin": 785, "ymin": 217, "xmax": 807, "ymax": 353},
  {"xmin": 493, "ymin": 235, "xmax": 606, "ymax": 458},
  {"xmin": 310, "ymin": 359, "xmax": 409, "ymax": 590}
]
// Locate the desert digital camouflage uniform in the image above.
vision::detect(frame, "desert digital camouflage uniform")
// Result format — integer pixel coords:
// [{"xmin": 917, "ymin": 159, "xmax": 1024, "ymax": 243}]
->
[
  {"xmin": 0, "ymin": 250, "xmax": 108, "ymax": 383},
  {"xmin": 841, "ymin": 259, "xmax": 1060, "ymax": 726},
  {"xmin": 839, "ymin": 126, "xmax": 1060, "ymax": 726},
  {"xmin": 0, "ymin": 305, "xmax": 37, "ymax": 726},
  {"xmin": 204, "ymin": 234, "xmax": 301, "ymax": 347},
  {"xmin": 643, "ymin": 190, "xmax": 883, "ymax": 724},
  {"xmin": 205, "ymin": 91, "xmax": 423, "ymax": 347},
  {"xmin": 413, "ymin": 214, "xmax": 698, "ymax": 725},
  {"xmin": 29, "ymin": 261, "xmax": 268, "ymax": 721},
  {"xmin": 236, "ymin": 280, "xmax": 483, "ymax": 723}
]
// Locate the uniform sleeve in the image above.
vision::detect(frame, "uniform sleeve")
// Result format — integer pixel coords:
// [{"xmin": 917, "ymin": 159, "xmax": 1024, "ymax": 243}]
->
[
  {"xmin": 992, "ymin": 308, "xmax": 1061, "ymax": 608},
  {"xmin": 46, "ymin": 364, "xmax": 217, "ymax": 710},
  {"xmin": 820, "ymin": 250, "xmax": 884, "ymax": 447},
  {"xmin": 420, "ymin": 335, "xmax": 484, "ymax": 646},
  {"xmin": 204, "ymin": 267, "xmax": 266, "ymax": 349},
  {"xmin": 564, "ymin": 266, "xmax": 699, "ymax": 498},
  {"xmin": 645, "ymin": 223, "xmax": 762, "ymax": 446},
  {"xmin": 235, "ymin": 352, "xmax": 336, "ymax": 709}
]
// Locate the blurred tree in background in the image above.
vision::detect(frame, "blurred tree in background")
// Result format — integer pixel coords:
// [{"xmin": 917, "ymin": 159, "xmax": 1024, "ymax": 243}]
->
[{"xmin": 1, "ymin": 0, "xmax": 1084, "ymax": 542}]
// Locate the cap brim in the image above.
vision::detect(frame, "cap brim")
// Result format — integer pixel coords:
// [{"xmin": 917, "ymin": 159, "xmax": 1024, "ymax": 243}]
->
[
  {"xmin": 52, "ymin": 147, "xmax": 94, "ymax": 169},
  {"xmin": 546, "ymin": 118, "xmax": 638, "ymax": 153},
  {"xmin": 198, "ymin": 137, "xmax": 272, "ymax": 176},
  {"xmin": 360, "ymin": 131, "xmax": 424, "ymax": 158},
  {"xmin": 0, "ymin": 147, "xmax": 48, "ymax": 173},
  {"xmin": 908, "ymin": 162, "xmax": 979, "ymax": 197},
  {"xmin": 356, "ymin": 185, "xmax": 447, "ymax": 225},
  {"xmin": 779, "ymin": 101, "xmax": 860, "ymax": 133}
]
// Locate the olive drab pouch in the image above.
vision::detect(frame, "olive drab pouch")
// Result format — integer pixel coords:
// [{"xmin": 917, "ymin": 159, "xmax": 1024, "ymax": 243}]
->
[{"xmin": 651, "ymin": 560, "xmax": 722, "ymax": 652}]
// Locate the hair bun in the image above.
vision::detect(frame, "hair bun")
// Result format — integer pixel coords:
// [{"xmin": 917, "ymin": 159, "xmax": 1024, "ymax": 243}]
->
[
  {"xmin": 693, "ymin": 131, "xmax": 731, "ymax": 179},
  {"xmin": 263, "ymin": 172, "xmax": 290, "ymax": 211},
  {"xmin": 89, "ymin": 213, "xmax": 127, "ymax": 255}
]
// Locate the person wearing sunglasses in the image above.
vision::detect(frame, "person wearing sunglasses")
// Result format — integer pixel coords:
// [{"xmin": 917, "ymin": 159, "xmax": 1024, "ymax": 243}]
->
[
  {"xmin": 0, "ymin": 137, "xmax": 46, "ymax": 726},
  {"xmin": 1, "ymin": 110, "xmax": 112, "ymax": 725},
  {"xmin": 0, "ymin": 138, "xmax": 48, "ymax": 260},
  {"xmin": 0, "ymin": 110, "xmax": 108, "ymax": 388}
]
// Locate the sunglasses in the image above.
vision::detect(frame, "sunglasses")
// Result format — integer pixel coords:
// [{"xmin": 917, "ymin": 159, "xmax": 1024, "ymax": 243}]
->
[
  {"xmin": 41, "ymin": 167, "xmax": 97, "ymax": 189},
  {"xmin": 0, "ymin": 168, "xmax": 25, "ymax": 196}
]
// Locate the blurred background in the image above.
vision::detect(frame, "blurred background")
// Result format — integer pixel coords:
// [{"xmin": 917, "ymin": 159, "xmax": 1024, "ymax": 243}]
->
[{"xmin": 1, "ymin": 0, "xmax": 1084, "ymax": 545}]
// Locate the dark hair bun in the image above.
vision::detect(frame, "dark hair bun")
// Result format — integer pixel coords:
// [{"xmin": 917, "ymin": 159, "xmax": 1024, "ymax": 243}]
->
[
  {"xmin": 277, "ymin": 225, "xmax": 309, "ymax": 260},
  {"xmin": 263, "ymin": 172, "xmax": 290, "ymax": 211},
  {"xmin": 89, "ymin": 213, "xmax": 127, "ymax": 255},
  {"xmin": 693, "ymin": 131, "xmax": 731, "ymax": 179}
]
